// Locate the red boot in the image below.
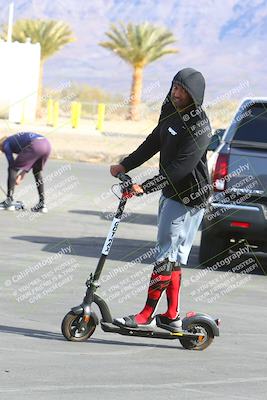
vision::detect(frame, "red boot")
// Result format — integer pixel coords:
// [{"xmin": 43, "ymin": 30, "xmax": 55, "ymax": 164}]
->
[
  {"xmin": 134, "ymin": 259, "xmax": 173, "ymax": 324},
  {"xmin": 161, "ymin": 263, "xmax": 182, "ymax": 320}
]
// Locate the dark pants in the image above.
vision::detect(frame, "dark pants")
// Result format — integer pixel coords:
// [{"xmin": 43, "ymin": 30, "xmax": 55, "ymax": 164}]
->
[
  {"xmin": 7, "ymin": 138, "xmax": 51, "ymax": 202},
  {"xmin": 8, "ymin": 168, "xmax": 45, "ymax": 203}
]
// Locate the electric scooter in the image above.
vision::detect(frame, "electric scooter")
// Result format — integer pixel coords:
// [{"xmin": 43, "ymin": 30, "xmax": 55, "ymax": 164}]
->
[{"xmin": 61, "ymin": 173, "xmax": 220, "ymax": 350}]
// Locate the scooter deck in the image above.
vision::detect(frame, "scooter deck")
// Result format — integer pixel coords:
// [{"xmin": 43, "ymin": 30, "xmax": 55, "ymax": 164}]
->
[
  {"xmin": 100, "ymin": 321, "xmax": 199, "ymax": 340},
  {"xmin": 0, "ymin": 201, "xmax": 26, "ymax": 211}
]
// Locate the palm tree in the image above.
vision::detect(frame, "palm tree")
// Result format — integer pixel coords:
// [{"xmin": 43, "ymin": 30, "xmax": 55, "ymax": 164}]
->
[
  {"xmin": 2, "ymin": 19, "xmax": 75, "ymax": 116},
  {"xmin": 100, "ymin": 22, "xmax": 178, "ymax": 120}
]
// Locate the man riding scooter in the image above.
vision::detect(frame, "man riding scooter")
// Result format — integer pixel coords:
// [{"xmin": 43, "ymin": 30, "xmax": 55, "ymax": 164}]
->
[
  {"xmin": 110, "ymin": 67, "xmax": 212, "ymax": 331},
  {"xmin": 0, "ymin": 132, "xmax": 51, "ymax": 212}
]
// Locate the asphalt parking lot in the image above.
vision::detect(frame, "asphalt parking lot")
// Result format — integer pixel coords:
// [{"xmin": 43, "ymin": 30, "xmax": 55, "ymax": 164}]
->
[{"xmin": 0, "ymin": 159, "xmax": 267, "ymax": 400}]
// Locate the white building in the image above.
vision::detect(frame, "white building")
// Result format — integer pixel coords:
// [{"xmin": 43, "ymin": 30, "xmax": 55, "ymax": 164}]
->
[{"xmin": 0, "ymin": 40, "xmax": 41, "ymax": 123}]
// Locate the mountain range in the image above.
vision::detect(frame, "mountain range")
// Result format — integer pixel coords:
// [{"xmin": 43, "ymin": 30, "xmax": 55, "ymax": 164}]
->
[{"xmin": 0, "ymin": 0, "xmax": 266, "ymax": 103}]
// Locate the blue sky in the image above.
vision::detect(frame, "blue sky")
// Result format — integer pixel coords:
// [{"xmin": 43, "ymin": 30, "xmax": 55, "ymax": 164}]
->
[{"xmin": 0, "ymin": 0, "xmax": 266, "ymax": 103}]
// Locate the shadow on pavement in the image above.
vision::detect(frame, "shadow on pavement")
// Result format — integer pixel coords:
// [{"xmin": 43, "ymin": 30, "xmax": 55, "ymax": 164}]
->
[
  {"xmin": 90, "ymin": 338, "xmax": 183, "ymax": 350},
  {"xmin": 69, "ymin": 209, "xmax": 157, "ymax": 226},
  {"xmin": 0, "ymin": 325, "xmax": 183, "ymax": 349},
  {"xmin": 69, "ymin": 209, "xmax": 203, "ymax": 230},
  {"xmin": 12, "ymin": 235, "xmax": 200, "ymax": 267},
  {"xmin": 11, "ymin": 234, "xmax": 265, "ymax": 274},
  {"xmin": 0, "ymin": 325, "xmax": 64, "ymax": 341}
]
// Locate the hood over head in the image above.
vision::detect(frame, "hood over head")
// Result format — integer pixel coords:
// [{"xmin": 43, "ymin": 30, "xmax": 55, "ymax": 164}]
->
[{"xmin": 159, "ymin": 67, "xmax": 206, "ymax": 122}]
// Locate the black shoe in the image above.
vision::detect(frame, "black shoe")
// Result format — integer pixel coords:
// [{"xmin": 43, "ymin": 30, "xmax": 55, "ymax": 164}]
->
[
  {"xmin": 0, "ymin": 199, "xmax": 16, "ymax": 211},
  {"xmin": 31, "ymin": 202, "xmax": 48, "ymax": 213},
  {"xmin": 156, "ymin": 315, "xmax": 183, "ymax": 332},
  {"xmin": 113, "ymin": 315, "xmax": 156, "ymax": 330}
]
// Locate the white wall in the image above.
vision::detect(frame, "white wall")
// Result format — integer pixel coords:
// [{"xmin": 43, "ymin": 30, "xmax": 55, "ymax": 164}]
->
[{"xmin": 0, "ymin": 40, "xmax": 41, "ymax": 123}]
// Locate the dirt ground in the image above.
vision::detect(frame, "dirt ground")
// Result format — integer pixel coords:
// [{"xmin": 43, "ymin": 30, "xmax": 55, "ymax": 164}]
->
[
  {"xmin": 0, "ymin": 114, "xmax": 217, "ymax": 166},
  {"xmin": 0, "ymin": 117, "xmax": 159, "ymax": 165}
]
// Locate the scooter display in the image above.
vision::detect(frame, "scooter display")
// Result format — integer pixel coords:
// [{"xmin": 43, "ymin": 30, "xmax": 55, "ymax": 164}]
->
[{"xmin": 61, "ymin": 173, "xmax": 220, "ymax": 350}]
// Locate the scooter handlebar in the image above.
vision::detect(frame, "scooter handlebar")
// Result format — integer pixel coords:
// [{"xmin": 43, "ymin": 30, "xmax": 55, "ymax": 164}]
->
[
  {"xmin": 116, "ymin": 172, "xmax": 143, "ymax": 197},
  {"xmin": 116, "ymin": 172, "xmax": 133, "ymax": 192},
  {"xmin": 116, "ymin": 172, "xmax": 132, "ymax": 183}
]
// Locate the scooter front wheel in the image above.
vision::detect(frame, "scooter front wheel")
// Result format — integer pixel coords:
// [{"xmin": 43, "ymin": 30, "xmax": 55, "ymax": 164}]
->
[
  {"xmin": 61, "ymin": 311, "xmax": 96, "ymax": 342},
  {"xmin": 179, "ymin": 322, "xmax": 214, "ymax": 351}
]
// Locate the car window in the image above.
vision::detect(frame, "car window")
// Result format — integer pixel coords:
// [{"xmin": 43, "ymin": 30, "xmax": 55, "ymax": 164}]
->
[{"xmin": 233, "ymin": 104, "xmax": 267, "ymax": 143}]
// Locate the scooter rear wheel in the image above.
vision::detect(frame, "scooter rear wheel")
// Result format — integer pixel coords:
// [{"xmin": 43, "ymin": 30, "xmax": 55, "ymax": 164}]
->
[
  {"xmin": 179, "ymin": 322, "xmax": 214, "ymax": 350},
  {"xmin": 61, "ymin": 311, "xmax": 96, "ymax": 342}
]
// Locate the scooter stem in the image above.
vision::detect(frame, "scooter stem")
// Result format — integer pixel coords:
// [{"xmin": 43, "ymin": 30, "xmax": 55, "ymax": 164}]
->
[
  {"xmin": 92, "ymin": 173, "xmax": 133, "ymax": 282},
  {"xmin": 92, "ymin": 195, "xmax": 128, "ymax": 282}
]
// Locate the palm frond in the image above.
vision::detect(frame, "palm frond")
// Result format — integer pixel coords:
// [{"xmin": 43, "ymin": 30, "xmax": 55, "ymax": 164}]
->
[
  {"xmin": 1, "ymin": 19, "xmax": 75, "ymax": 60},
  {"xmin": 99, "ymin": 22, "xmax": 177, "ymax": 67}
]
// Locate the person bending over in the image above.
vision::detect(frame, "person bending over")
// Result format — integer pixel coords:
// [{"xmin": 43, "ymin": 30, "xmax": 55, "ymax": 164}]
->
[{"xmin": 0, "ymin": 132, "xmax": 51, "ymax": 213}]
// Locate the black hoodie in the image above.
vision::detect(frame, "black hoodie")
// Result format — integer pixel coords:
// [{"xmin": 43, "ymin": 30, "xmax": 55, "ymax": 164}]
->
[{"xmin": 121, "ymin": 68, "xmax": 212, "ymax": 208}]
